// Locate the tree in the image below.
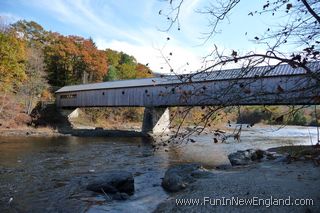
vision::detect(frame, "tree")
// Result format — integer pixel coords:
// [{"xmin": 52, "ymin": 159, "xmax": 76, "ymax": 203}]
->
[
  {"xmin": 11, "ymin": 20, "xmax": 49, "ymax": 48},
  {"xmin": 80, "ymin": 37, "xmax": 108, "ymax": 82},
  {"xmin": 45, "ymin": 34, "xmax": 108, "ymax": 86},
  {"xmin": 135, "ymin": 63, "xmax": 153, "ymax": 78},
  {"xmin": 20, "ymin": 47, "xmax": 48, "ymax": 115},
  {"xmin": 120, "ymin": 53, "xmax": 136, "ymax": 65},
  {"xmin": 104, "ymin": 65, "xmax": 119, "ymax": 81},
  {"xmin": 162, "ymin": 0, "xmax": 319, "ymax": 75},
  {"xmin": 105, "ymin": 48, "xmax": 121, "ymax": 67},
  {"xmin": 117, "ymin": 63, "xmax": 137, "ymax": 79},
  {"xmin": 0, "ymin": 31, "xmax": 26, "ymax": 93},
  {"xmin": 158, "ymin": 0, "xmax": 320, "ymax": 141},
  {"xmin": 104, "ymin": 49, "xmax": 153, "ymax": 81}
]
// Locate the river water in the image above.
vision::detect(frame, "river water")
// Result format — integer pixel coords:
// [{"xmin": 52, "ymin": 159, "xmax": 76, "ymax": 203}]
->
[{"xmin": 0, "ymin": 125, "xmax": 318, "ymax": 213}]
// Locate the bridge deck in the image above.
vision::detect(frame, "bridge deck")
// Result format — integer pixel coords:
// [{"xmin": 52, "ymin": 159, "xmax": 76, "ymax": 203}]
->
[{"xmin": 55, "ymin": 63, "xmax": 320, "ymax": 108}]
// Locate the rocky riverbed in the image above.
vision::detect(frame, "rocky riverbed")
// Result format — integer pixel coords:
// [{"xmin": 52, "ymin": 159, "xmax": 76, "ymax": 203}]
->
[{"xmin": 155, "ymin": 151, "xmax": 320, "ymax": 212}]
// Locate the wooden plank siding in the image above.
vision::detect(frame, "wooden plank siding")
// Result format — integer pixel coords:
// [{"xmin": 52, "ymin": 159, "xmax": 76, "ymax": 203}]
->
[{"xmin": 56, "ymin": 73, "xmax": 320, "ymax": 108}]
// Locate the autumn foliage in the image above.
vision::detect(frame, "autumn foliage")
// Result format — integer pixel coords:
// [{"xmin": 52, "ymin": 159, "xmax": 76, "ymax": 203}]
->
[
  {"xmin": 0, "ymin": 31, "xmax": 26, "ymax": 92},
  {"xmin": 45, "ymin": 35, "xmax": 108, "ymax": 86},
  {"xmin": 0, "ymin": 18, "xmax": 152, "ymax": 128}
]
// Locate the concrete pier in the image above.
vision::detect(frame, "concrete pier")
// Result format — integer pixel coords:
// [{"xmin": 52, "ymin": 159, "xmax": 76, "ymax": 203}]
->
[
  {"xmin": 142, "ymin": 107, "xmax": 170, "ymax": 135},
  {"xmin": 59, "ymin": 108, "xmax": 81, "ymax": 120}
]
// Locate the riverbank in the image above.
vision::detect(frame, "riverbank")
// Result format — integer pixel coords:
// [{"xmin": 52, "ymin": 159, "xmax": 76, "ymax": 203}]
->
[
  {"xmin": 155, "ymin": 156, "xmax": 320, "ymax": 212},
  {"xmin": 0, "ymin": 127, "xmax": 147, "ymax": 138},
  {"xmin": 0, "ymin": 127, "xmax": 63, "ymax": 137},
  {"xmin": 0, "ymin": 123, "xmax": 316, "ymax": 139}
]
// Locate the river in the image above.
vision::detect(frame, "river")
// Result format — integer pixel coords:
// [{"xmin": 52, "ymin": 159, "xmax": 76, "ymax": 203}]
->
[{"xmin": 0, "ymin": 125, "xmax": 318, "ymax": 213}]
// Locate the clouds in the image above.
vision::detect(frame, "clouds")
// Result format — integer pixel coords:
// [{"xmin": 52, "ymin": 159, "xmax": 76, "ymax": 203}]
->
[
  {"xmin": 0, "ymin": 12, "xmax": 22, "ymax": 23},
  {"xmin": 1, "ymin": 0, "xmax": 290, "ymax": 75},
  {"xmin": 25, "ymin": 0, "xmax": 206, "ymax": 73},
  {"xmin": 2, "ymin": 0, "xmax": 209, "ymax": 73},
  {"xmin": 26, "ymin": 0, "xmax": 135, "ymax": 41},
  {"xmin": 95, "ymin": 38, "xmax": 203, "ymax": 74}
]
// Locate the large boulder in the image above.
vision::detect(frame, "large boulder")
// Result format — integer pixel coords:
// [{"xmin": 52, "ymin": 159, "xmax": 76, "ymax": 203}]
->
[
  {"xmin": 228, "ymin": 149, "xmax": 291, "ymax": 166},
  {"xmin": 86, "ymin": 171, "xmax": 134, "ymax": 197},
  {"xmin": 162, "ymin": 163, "xmax": 211, "ymax": 192},
  {"xmin": 228, "ymin": 149, "xmax": 265, "ymax": 166}
]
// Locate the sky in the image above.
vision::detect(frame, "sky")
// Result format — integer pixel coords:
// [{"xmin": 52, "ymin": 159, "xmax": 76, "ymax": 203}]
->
[{"xmin": 0, "ymin": 0, "xmax": 282, "ymax": 73}]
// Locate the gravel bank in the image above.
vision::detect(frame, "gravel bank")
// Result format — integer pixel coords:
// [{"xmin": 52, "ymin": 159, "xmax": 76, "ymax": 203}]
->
[{"xmin": 155, "ymin": 160, "xmax": 320, "ymax": 212}]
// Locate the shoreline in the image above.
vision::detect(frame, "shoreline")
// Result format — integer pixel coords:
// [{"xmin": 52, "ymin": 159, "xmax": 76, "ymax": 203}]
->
[
  {"xmin": 0, "ymin": 123, "xmax": 316, "ymax": 138},
  {"xmin": 0, "ymin": 128, "xmax": 63, "ymax": 137},
  {"xmin": 154, "ymin": 159, "xmax": 320, "ymax": 212},
  {"xmin": 0, "ymin": 127, "xmax": 147, "ymax": 138}
]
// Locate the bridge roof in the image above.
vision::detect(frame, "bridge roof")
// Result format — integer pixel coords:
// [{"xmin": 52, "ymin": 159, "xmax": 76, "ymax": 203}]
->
[{"xmin": 56, "ymin": 62, "xmax": 320, "ymax": 93}]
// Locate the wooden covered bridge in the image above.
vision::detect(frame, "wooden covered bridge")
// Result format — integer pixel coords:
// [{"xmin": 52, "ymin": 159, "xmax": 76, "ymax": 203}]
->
[{"xmin": 55, "ymin": 63, "xmax": 320, "ymax": 134}]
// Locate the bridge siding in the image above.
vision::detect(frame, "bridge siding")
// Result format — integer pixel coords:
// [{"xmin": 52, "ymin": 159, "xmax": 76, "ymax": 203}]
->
[{"xmin": 56, "ymin": 74, "xmax": 319, "ymax": 108}]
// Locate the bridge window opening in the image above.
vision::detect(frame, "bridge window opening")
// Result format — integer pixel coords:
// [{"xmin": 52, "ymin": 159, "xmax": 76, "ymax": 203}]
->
[
  {"xmin": 60, "ymin": 94, "xmax": 77, "ymax": 99},
  {"xmin": 122, "ymin": 91, "xmax": 125, "ymax": 95},
  {"xmin": 145, "ymin": 89, "xmax": 148, "ymax": 93},
  {"xmin": 102, "ymin": 92, "xmax": 105, "ymax": 96}
]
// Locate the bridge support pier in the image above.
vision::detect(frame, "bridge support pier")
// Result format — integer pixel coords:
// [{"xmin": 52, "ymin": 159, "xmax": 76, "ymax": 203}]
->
[
  {"xmin": 142, "ymin": 107, "xmax": 170, "ymax": 135},
  {"xmin": 59, "ymin": 108, "xmax": 81, "ymax": 119}
]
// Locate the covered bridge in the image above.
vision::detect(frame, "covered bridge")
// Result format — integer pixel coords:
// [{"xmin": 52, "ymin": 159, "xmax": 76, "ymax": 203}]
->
[{"xmin": 55, "ymin": 63, "xmax": 320, "ymax": 134}]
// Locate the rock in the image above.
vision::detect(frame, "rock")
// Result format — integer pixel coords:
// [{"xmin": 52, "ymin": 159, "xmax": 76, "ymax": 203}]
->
[
  {"xmin": 251, "ymin": 149, "xmax": 265, "ymax": 161},
  {"xmin": 228, "ymin": 150, "xmax": 252, "ymax": 166},
  {"xmin": 190, "ymin": 170, "xmax": 212, "ymax": 178},
  {"xmin": 215, "ymin": 164, "xmax": 232, "ymax": 170},
  {"xmin": 264, "ymin": 150, "xmax": 288, "ymax": 161},
  {"xmin": 162, "ymin": 163, "xmax": 209, "ymax": 192},
  {"xmin": 80, "ymin": 196, "xmax": 107, "ymax": 203},
  {"xmin": 112, "ymin": 192, "xmax": 130, "ymax": 200},
  {"xmin": 228, "ymin": 149, "xmax": 291, "ymax": 166},
  {"xmin": 228, "ymin": 149, "xmax": 265, "ymax": 166},
  {"xmin": 86, "ymin": 171, "xmax": 134, "ymax": 196}
]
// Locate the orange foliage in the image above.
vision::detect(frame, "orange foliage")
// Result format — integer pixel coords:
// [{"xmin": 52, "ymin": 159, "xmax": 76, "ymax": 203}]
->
[
  {"xmin": 135, "ymin": 63, "xmax": 153, "ymax": 78},
  {"xmin": 46, "ymin": 34, "xmax": 108, "ymax": 86}
]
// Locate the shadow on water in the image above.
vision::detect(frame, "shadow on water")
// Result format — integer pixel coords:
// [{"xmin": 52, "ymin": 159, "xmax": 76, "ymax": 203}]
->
[
  {"xmin": 59, "ymin": 128, "xmax": 147, "ymax": 137},
  {"xmin": 31, "ymin": 103, "xmax": 148, "ymax": 138}
]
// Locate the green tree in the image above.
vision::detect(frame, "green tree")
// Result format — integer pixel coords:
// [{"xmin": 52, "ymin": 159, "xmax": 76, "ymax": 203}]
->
[
  {"xmin": 104, "ymin": 49, "xmax": 153, "ymax": 81},
  {"xmin": 120, "ymin": 52, "xmax": 136, "ymax": 65},
  {"xmin": 104, "ymin": 65, "xmax": 119, "ymax": 81},
  {"xmin": 105, "ymin": 49, "xmax": 121, "ymax": 67},
  {"xmin": 117, "ymin": 63, "xmax": 137, "ymax": 79},
  {"xmin": 11, "ymin": 20, "xmax": 48, "ymax": 48}
]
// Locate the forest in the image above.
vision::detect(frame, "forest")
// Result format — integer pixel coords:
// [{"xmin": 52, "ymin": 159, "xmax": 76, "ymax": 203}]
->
[{"xmin": 0, "ymin": 19, "xmax": 153, "ymax": 128}]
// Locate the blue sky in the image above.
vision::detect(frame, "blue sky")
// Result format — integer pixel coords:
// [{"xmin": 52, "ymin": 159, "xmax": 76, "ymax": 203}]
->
[{"xmin": 0, "ymin": 0, "xmax": 282, "ymax": 73}]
